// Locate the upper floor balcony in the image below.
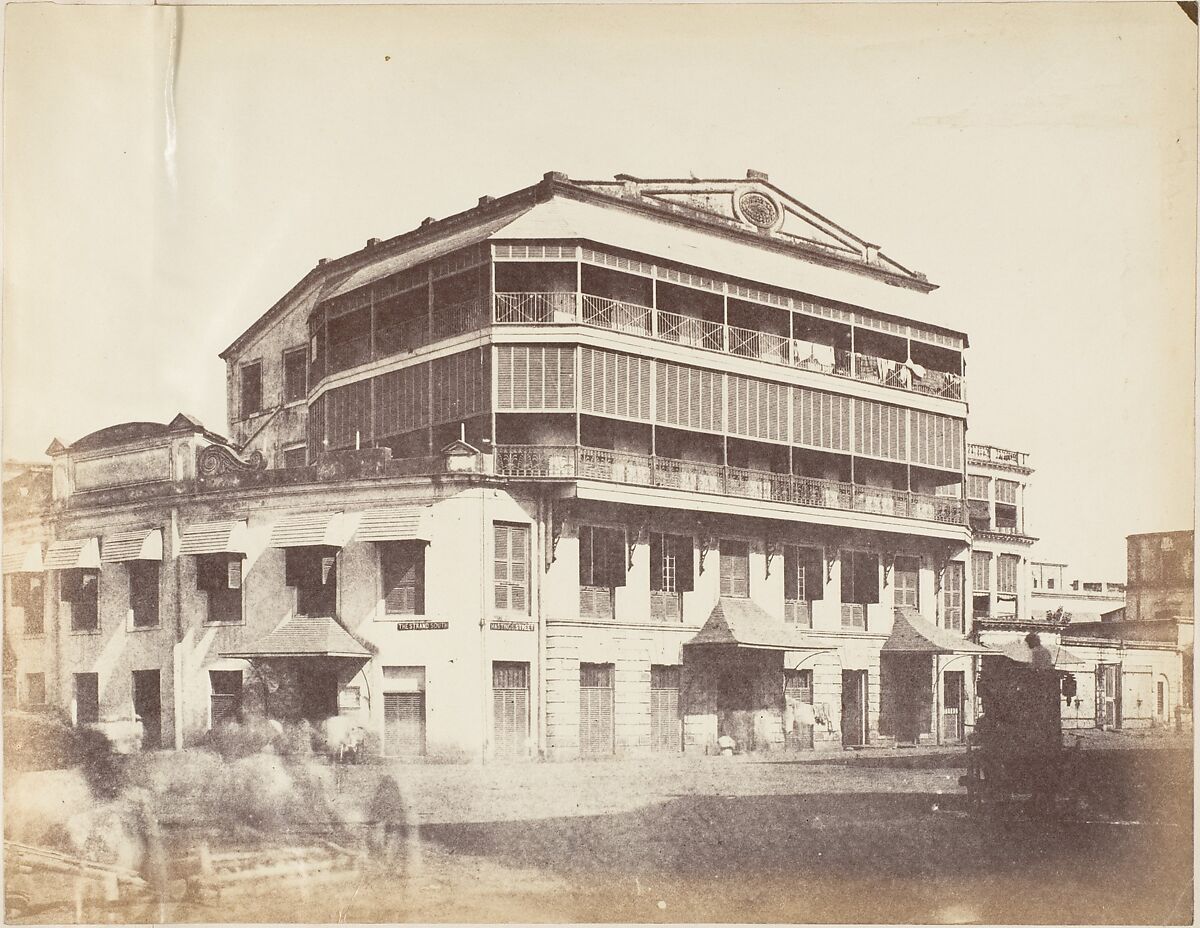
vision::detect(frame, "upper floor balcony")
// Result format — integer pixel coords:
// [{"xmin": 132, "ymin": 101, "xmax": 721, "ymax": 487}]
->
[
  {"xmin": 310, "ymin": 250, "xmax": 965, "ymax": 406},
  {"xmin": 495, "ymin": 444, "xmax": 967, "ymax": 527}
]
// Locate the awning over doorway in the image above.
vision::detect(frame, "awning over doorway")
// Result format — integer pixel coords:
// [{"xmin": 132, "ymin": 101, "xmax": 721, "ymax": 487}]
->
[
  {"xmin": 180, "ymin": 520, "xmax": 249, "ymax": 556},
  {"xmin": 2, "ymin": 543, "xmax": 43, "ymax": 574},
  {"xmin": 220, "ymin": 615, "xmax": 373, "ymax": 660},
  {"xmin": 268, "ymin": 511, "xmax": 359, "ymax": 548},
  {"xmin": 44, "ymin": 537, "xmax": 101, "ymax": 570},
  {"xmin": 687, "ymin": 597, "xmax": 824, "ymax": 651},
  {"xmin": 882, "ymin": 609, "xmax": 991, "ymax": 655},
  {"xmin": 101, "ymin": 528, "xmax": 164, "ymax": 563},
  {"xmin": 997, "ymin": 638, "xmax": 1087, "ymax": 668}
]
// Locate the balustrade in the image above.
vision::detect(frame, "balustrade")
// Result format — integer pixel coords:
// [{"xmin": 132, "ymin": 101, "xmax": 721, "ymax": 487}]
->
[{"xmin": 494, "ymin": 445, "xmax": 967, "ymax": 525}]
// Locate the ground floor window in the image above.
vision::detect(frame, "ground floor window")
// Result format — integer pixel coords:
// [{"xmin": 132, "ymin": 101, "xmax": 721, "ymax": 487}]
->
[
  {"xmin": 210, "ymin": 670, "xmax": 243, "ymax": 727},
  {"xmin": 650, "ymin": 665, "xmax": 681, "ymax": 753},
  {"xmin": 493, "ymin": 661, "xmax": 530, "ymax": 758},
  {"xmin": 23, "ymin": 672, "xmax": 45, "ymax": 707},
  {"xmin": 579, "ymin": 663, "xmax": 614, "ymax": 756},
  {"xmin": 132, "ymin": 669, "xmax": 162, "ymax": 750},
  {"xmin": 383, "ymin": 665, "xmax": 426, "ymax": 757},
  {"xmin": 74, "ymin": 672, "xmax": 99, "ymax": 724}
]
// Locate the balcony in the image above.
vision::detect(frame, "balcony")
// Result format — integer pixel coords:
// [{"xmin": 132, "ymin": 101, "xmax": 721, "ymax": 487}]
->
[
  {"xmin": 494, "ymin": 445, "xmax": 967, "ymax": 526},
  {"xmin": 495, "ymin": 293, "xmax": 963, "ymax": 400},
  {"xmin": 966, "ymin": 444, "xmax": 1029, "ymax": 468}
]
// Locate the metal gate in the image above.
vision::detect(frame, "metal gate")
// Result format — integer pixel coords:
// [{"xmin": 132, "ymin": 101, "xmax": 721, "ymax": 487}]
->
[
  {"xmin": 650, "ymin": 665, "xmax": 682, "ymax": 752},
  {"xmin": 784, "ymin": 669, "xmax": 815, "ymax": 750},
  {"xmin": 383, "ymin": 692, "xmax": 425, "ymax": 757},
  {"xmin": 942, "ymin": 670, "xmax": 965, "ymax": 742},
  {"xmin": 1097, "ymin": 663, "xmax": 1121, "ymax": 729},
  {"xmin": 493, "ymin": 661, "xmax": 530, "ymax": 758},
  {"xmin": 579, "ymin": 663, "xmax": 614, "ymax": 756}
]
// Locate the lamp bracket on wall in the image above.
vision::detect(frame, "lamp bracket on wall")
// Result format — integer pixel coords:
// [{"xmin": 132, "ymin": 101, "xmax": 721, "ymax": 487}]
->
[
  {"xmin": 826, "ymin": 548, "xmax": 837, "ymax": 584},
  {"xmin": 547, "ymin": 501, "xmax": 565, "ymax": 570},
  {"xmin": 626, "ymin": 519, "xmax": 648, "ymax": 572},
  {"xmin": 883, "ymin": 553, "xmax": 895, "ymax": 587}
]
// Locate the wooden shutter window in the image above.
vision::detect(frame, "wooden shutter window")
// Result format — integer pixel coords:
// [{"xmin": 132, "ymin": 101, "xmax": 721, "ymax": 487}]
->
[
  {"xmin": 494, "ymin": 524, "xmax": 529, "ymax": 613},
  {"xmin": 382, "ymin": 541, "xmax": 425, "ymax": 615},
  {"xmin": 719, "ymin": 540, "xmax": 750, "ymax": 598}
]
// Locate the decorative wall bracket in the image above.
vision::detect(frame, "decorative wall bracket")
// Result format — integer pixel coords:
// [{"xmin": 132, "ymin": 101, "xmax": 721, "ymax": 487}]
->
[
  {"xmin": 935, "ymin": 560, "xmax": 946, "ymax": 595},
  {"xmin": 547, "ymin": 501, "xmax": 565, "ymax": 570},
  {"xmin": 698, "ymin": 530, "xmax": 719, "ymax": 575},
  {"xmin": 197, "ymin": 444, "xmax": 266, "ymax": 476},
  {"xmin": 883, "ymin": 553, "xmax": 895, "ymax": 588},
  {"xmin": 626, "ymin": 519, "xmax": 648, "ymax": 571},
  {"xmin": 826, "ymin": 549, "xmax": 836, "ymax": 584},
  {"xmin": 765, "ymin": 537, "xmax": 784, "ymax": 578}
]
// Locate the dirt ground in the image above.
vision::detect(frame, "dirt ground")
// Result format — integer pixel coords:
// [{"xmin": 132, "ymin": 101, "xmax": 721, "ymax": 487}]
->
[{"xmin": 5, "ymin": 733, "xmax": 1193, "ymax": 925}]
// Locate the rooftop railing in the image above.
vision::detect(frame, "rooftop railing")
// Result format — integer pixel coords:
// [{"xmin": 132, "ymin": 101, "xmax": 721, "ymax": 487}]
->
[
  {"xmin": 966, "ymin": 443, "xmax": 1028, "ymax": 467},
  {"xmin": 495, "ymin": 444, "xmax": 967, "ymax": 526}
]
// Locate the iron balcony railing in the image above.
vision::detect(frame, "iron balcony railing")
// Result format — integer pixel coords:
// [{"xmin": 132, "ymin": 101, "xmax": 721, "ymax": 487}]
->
[
  {"xmin": 966, "ymin": 443, "xmax": 1029, "ymax": 467},
  {"xmin": 494, "ymin": 445, "xmax": 967, "ymax": 526},
  {"xmin": 491, "ymin": 293, "xmax": 963, "ymax": 400}
]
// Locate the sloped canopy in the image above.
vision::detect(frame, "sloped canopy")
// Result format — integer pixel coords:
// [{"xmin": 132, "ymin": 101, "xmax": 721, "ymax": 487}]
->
[
  {"xmin": 44, "ymin": 537, "xmax": 101, "ymax": 571},
  {"xmin": 220, "ymin": 615, "xmax": 372, "ymax": 660},
  {"xmin": 881, "ymin": 609, "xmax": 991, "ymax": 655},
  {"xmin": 686, "ymin": 597, "xmax": 824, "ymax": 651},
  {"xmin": 101, "ymin": 529, "xmax": 164, "ymax": 564},
  {"xmin": 355, "ymin": 507, "xmax": 432, "ymax": 543},
  {"xmin": 179, "ymin": 520, "xmax": 249, "ymax": 556},
  {"xmin": 2, "ymin": 543, "xmax": 43, "ymax": 574},
  {"xmin": 997, "ymin": 638, "xmax": 1087, "ymax": 668},
  {"xmin": 269, "ymin": 511, "xmax": 359, "ymax": 549}
]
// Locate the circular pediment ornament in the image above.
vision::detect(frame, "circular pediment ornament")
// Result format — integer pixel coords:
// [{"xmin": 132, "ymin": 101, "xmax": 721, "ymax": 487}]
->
[{"xmin": 733, "ymin": 188, "xmax": 783, "ymax": 231}]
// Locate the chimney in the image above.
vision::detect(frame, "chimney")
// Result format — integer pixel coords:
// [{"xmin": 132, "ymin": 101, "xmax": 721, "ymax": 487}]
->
[
  {"xmin": 366, "ymin": 237, "xmax": 381, "ymax": 249},
  {"xmin": 746, "ymin": 168, "xmax": 769, "ymax": 181},
  {"xmin": 420, "ymin": 217, "xmax": 436, "ymax": 227},
  {"xmin": 543, "ymin": 171, "xmax": 568, "ymax": 182},
  {"xmin": 478, "ymin": 195, "xmax": 495, "ymax": 207},
  {"xmin": 317, "ymin": 257, "xmax": 328, "ymax": 266}
]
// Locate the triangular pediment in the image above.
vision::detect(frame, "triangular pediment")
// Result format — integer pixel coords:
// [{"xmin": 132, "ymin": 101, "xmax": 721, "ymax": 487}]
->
[{"xmin": 571, "ymin": 172, "xmax": 922, "ymax": 282}]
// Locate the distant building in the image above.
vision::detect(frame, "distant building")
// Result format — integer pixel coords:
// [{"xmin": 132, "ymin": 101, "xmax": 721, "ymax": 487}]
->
[
  {"xmin": 1029, "ymin": 560, "xmax": 1126, "ymax": 623},
  {"xmin": 965, "ymin": 443, "xmax": 1035, "ymax": 623}
]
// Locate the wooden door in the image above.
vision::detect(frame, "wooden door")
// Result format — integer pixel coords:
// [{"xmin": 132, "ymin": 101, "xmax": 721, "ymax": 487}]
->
[
  {"xmin": 785, "ymin": 669, "xmax": 815, "ymax": 750},
  {"xmin": 942, "ymin": 671, "xmax": 965, "ymax": 742},
  {"xmin": 132, "ymin": 670, "xmax": 161, "ymax": 750},
  {"xmin": 841, "ymin": 670, "xmax": 866, "ymax": 747},
  {"xmin": 384, "ymin": 692, "xmax": 426, "ymax": 757},
  {"xmin": 650, "ymin": 665, "xmax": 682, "ymax": 753},
  {"xmin": 493, "ymin": 662, "xmax": 530, "ymax": 759},
  {"xmin": 942, "ymin": 562, "xmax": 964, "ymax": 633},
  {"xmin": 579, "ymin": 663, "xmax": 614, "ymax": 756}
]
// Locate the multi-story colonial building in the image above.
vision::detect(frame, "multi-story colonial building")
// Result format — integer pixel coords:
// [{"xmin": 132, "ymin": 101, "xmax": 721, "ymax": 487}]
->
[{"xmin": 5, "ymin": 170, "xmax": 990, "ymax": 759}]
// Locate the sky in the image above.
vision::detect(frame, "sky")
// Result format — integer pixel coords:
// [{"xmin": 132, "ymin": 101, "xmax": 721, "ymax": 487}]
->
[{"xmin": 3, "ymin": 2, "xmax": 1195, "ymax": 579}]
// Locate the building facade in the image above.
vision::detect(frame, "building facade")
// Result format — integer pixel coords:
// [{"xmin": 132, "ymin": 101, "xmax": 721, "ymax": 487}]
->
[{"xmin": 5, "ymin": 170, "xmax": 991, "ymax": 758}]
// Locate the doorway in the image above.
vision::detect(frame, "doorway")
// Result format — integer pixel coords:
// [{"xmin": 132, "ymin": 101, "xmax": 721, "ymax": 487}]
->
[
  {"xmin": 942, "ymin": 670, "xmax": 966, "ymax": 742},
  {"xmin": 299, "ymin": 665, "xmax": 339, "ymax": 723},
  {"xmin": 784, "ymin": 668, "xmax": 815, "ymax": 750},
  {"xmin": 132, "ymin": 670, "xmax": 161, "ymax": 750},
  {"xmin": 1097, "ymin": 663, "xmax": 1121, "ymax": 729},
  {"xmin": 841, "ymin": 670, "xmax": 867, "ymax": 747}
]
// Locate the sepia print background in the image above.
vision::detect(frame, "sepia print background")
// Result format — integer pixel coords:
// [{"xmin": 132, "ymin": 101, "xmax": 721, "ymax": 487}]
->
[{"xmin": 2, "ymin": 2, "xmax": 1195, "ymax": 925}]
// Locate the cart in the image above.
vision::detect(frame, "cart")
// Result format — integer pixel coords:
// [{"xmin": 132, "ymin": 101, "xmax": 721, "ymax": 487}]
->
[{"xmin": 960, "ymin": 651, "xmax": 1081, "ymax": 811}]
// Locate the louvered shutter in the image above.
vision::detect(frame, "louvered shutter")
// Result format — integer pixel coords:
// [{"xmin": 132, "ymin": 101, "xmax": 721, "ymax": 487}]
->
[
  {"xmin": 650, "ymin": 665, "xmax": 681, "ymax": 753},
  {"xmin": 227, "ymin": 557, "xmax": 242, "ymax": 590},
  {"xmin": 854, "ymin": 398, "xmax": 907, "ymax": 462},
  {"xmin": 494, "ymin": 525, "xmax": 509, "ymax": 609},
  {"xmin": 676, "ymin": 537, "xmax": 695, "ymax": 593},
  {"xmin": 382, "ymin": 541, "xmax": 424, "ymax": 614},
  {"xmin": 804, "ymin": 547, "xmax": 824, "ymax": 600},
  {"xmin": 857, "ymin": 552, "xmax": 879, "ymax": 604},
  {"xmin": 383, "ymin": 692, "xmax": 425, "ymax": 757},
  {"xmin": 307, "ymin": 394, "xmax": 326, "ymax": 460},
  {"xmin": 492, "ymin": 662, "xmax": 529, "ymax": 758},
  {"xmin": 784, "ymin": 545, "xmax": 800, "ymax": 601},
  {"xmin": 719, "ymin": 540, "xmax": 750, "ymax": 598},
  {"xmin": 579, "ymin": 663, "xmax": 615, "ymax": 756},
  {"xmin": 794, "ymin": 387, "xmax": 851, "ymax": 453},
  {"xmin": 494, "ymin": 524, "xmax": 529, "ymax": 612}
]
